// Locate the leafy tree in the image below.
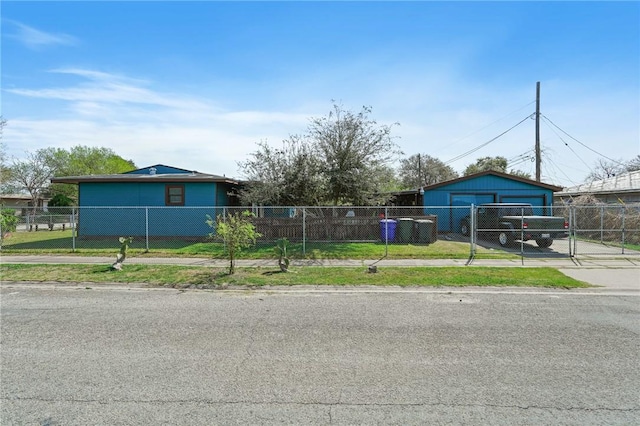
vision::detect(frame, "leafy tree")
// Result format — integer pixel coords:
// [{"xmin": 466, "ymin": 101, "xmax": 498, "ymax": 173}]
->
[
  {"xmin": 508, "ymin": 169, "xmax": 532, "ymax": 179},
  {"xmin": 398, "ymin": 154, "xmax": 458, "ymax": 189},
  {"xmin": 48, "ymin": 193, "xmax": 74, "ymax": 215},
  {"xmin": 309, "ymin": 103, "xmax": 401, "ymax": 205},
  {"xmin": 41, "ymin": 146, "xmax": 136, "ymax": 200},
  {"xmin": 463, "ymin": 156, "xmax": 508, "ymax": 175},
  {"xmin": 239, "ymin": 103, "xmax": 401, "ymax": 206},
  {"xmin": 5, "ymin": 145, "xmax": 135, "ymax": 209},
  {"xmin": 206, "ymin": 211, "xmax": 261, "ymax": 275},
  {"xmin": 240, "ymin": 137, "xmax": 324, "ymax": 206}
]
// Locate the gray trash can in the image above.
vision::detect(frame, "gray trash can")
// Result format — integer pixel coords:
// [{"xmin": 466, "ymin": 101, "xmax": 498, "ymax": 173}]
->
[
  {"xmin": 396, "ymin": 218, "xmax": 415, "ymax": 243},
  {"xmin": 415, "ymin": 219, "xmax": 434, "ymax": 243}
]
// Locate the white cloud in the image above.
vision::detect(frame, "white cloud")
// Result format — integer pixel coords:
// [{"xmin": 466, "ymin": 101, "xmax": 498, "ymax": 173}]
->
[
  {"xmin": 3, "ymin": 69, "xmax": 316, "ymax": 178},
  {"xmin": 6, "ymin": 21, "xmax": 78, "ymax": 49},
  {"xmin": 4, "ymin": 67, "xmax": 637, "ymax": 188}
]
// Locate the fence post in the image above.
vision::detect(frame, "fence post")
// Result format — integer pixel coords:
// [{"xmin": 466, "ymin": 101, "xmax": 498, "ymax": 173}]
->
[
  {"xmin": 520, "ymin": 207, "xmax": 525, "ymax": 256},
  {"xmin": 384, "ymin": 206, "xmax": 389, "ymax": 257},
  {"xmin": 600, "ymin": 206, "xmax": 604, "ymax": 243},
  {"xmin": 571, "ymin": 206, "xmax": 577, "ymax": 257},
  {"xmin": 145, "ymin": 207, "xmax": 150, "ymax": 252},
  {"xmin": 302, "ymin": 207, "xmax": 306, "ymax": 256},
  {"xmin": 621, "ymin": 206, "xmax": 626, "ymax": 255},
  {"xmin": 72, "ymin": 207, "xmax": 76, "ymax": 252},
  {"xmin": 470, "ymin": 204, "xmax": 475, "ymax": 258}
]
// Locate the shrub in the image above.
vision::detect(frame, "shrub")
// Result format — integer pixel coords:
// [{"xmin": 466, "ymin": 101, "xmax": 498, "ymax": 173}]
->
[
  {"xmin": 1, "ymin": 209, "xmax": 18, "ymax": 241},
  {"xmin": 206, "ymin": 211, "xmax": 261, "ymax": 275}
]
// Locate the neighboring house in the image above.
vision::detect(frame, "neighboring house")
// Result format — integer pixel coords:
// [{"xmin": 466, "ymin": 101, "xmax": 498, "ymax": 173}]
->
[
  {"xmin": 554, "ymin": 170, "xmax": 640, "ymax": 205},
  {"xmin": 51, "ymin": 164, "xmax": 243, "ymax": 237},
  {"xmin": 0, "ymin": 194, "xmax": 49, "ymax": 214},
  {"xmin": 394, "ymin": 171, "xmax": 562, "ymax": 233}
]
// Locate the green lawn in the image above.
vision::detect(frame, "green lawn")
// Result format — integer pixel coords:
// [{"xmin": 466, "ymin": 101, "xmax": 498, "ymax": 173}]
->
[
  {"xmin": 1, "ymin": 229, "xmax": 517, "ymax": 260},
  {"xmin": 0, "ymin": 263, "xmax": 589, "ymax": 288}
]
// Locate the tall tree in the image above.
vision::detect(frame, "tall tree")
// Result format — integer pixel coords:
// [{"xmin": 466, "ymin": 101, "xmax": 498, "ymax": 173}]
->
[
  {"xmin": 308, "ymin": 103, "xmax": 401, "ymax": 205},
  {"xmin": 463, "ymin": 156, "xmax": 508, "ymax": 175},
  {"xmin": 7, "ymin": 150, "xmax": 54, "ymax": 215},
  {"xmin": 398, "ymin": 153, "xmax": 458, "ymax": 189},
  {"xmin": 239, "ymin": 103, "xmax": 401, "ymax": 206},
  {"xmin": 4, "ymin": 145, "xmax": 135, "ymax": 204},
  {"xmin": 239, "ymin": 137, "xmax": 324, "ymax": 206},
  {"xmin": 463, "ymin": 156, "xmax": 532, "ymax": 179},
  {"xmin": 41, "ymin": 146, "xmax": 136, "ymax": 199}
]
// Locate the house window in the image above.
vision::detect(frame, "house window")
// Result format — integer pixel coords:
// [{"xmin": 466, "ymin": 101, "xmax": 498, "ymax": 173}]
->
[{"xmin": 165, "ymin": 185, "xmax": 185, "ymax": 206}]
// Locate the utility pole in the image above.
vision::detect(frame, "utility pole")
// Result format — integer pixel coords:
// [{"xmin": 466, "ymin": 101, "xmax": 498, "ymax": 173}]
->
[{"xmin": 535, "ymin": 81, "xmax": 541, "ymax": 182}]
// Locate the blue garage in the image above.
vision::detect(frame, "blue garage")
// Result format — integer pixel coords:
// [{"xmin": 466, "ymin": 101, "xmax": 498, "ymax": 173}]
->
[{"xmin": 421, "ymin": 171, "xmax": 562, "ymax": 232}]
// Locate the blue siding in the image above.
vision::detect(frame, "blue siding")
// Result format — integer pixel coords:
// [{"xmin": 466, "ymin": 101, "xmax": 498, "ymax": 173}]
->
[
  {"xmin": 78, "ymin": 181, "xmax": 223, "ymax": 237},
  {"xmin": 79, "ymin": 182, "xmax": 218, "ymax": 207},
  {"xmin": 423, "ymin": 175, "xmax": 555, "ymax": 232}
]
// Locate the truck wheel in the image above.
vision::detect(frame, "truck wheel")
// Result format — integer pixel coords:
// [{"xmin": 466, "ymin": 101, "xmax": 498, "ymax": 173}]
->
[
  {"xmin": 498, "ymin": 231, "xmax": 513, "ymax": 247},
  {"xmin": 536, "ymin": 238, "xmax": 553, "ymax": 248},
  {"xmin": 460, "ymin": 220, "xmax": 470, "ymax": 236}
]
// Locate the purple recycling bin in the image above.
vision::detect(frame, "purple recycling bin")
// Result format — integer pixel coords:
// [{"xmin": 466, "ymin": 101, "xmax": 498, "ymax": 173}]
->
[{"xmin": 380, "ymin": 219, "xmax": 397, "ymax": 242}]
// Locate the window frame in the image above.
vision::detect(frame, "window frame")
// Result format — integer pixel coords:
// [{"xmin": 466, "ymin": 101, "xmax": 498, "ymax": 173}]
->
[{"xmin": 165, "ymin": 184, "xmax": 185, "ymax": 206}]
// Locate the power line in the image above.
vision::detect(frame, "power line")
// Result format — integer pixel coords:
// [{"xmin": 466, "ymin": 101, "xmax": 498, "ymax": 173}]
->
[
  {"xmin": 432, "ymin": 100, "xmax": 536, "ymax": 155},
  {"xmin": 540, "ymin": 117, "xmax": 593, "ymax": 172},
  {"xmin": 542, "ymin": 154, "xmax": 579, "ymax": 187},
  {"xmin": 508, "ymin": 150, "xmax": 535, "ymax": 168},
  {"xmin": 444, "ymin": 113, "xmax": 534, "ymax": 165},
  {"xmin": 541, "ymin": 114, "xmax": 627, "ymax": 166}
]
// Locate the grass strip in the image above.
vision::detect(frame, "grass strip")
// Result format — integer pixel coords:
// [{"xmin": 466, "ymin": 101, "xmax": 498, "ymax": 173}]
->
[
  {"xmin": 1, "ymin": 230, "xmax": 516, "ymax": 260},
  {"xmin": 0, "ymin": 264, "xmax": 589, "ymax": 288}
]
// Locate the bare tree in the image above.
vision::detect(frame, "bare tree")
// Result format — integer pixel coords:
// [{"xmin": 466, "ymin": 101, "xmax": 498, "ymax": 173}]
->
[
  {"xmin": 8, "ymin": 151, "xmax": 54, "ymax": 217},
  {"xmin": 625, "ymin": 155, "xmax": 640, "ymax": 172},
  {"xmin": 585, "ymin": 158, "xmax": 626, "ymax": 181},
  {"xmin": 0, "ymin": 117, "xmax": 9, "ymax": 191}
]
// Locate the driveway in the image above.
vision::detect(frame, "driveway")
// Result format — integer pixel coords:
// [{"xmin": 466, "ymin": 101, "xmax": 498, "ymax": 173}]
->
[{"xmin": 446, "ymin": 233, "xmax": 639, "ymax": 257}]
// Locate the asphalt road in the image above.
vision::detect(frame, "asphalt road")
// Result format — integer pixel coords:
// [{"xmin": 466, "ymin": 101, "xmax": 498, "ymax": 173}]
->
[{"xmin": 2, "ymin": 286, "xmax": 639, "ymax": 425}]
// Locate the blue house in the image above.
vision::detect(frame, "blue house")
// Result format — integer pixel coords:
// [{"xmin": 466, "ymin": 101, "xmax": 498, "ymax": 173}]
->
[
  {"xmin": 420, "ymin": 171, "xmax": 563, "ymax": 232},
  {"xmin": 51, "ymin": 164, "xmax": 242, "ymax": 237}
]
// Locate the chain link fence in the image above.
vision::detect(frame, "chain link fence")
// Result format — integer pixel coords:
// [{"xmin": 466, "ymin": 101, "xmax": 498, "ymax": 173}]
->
[
  {"xmin": 562, "ymin": 204, "xmax": 640, "ymax": 256},
  {"xmin": 1, "ymin": 206, "xmax": 438, "ymax": 257},
  {"xmin": 1, "ymin": 204, "xmax": 638, "ymax": 257}
]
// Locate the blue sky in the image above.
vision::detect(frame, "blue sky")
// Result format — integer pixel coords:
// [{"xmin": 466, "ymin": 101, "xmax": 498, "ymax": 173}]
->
[{"xmin": 2, "ymin": 1, "xmax": 639, "ymax": 188}]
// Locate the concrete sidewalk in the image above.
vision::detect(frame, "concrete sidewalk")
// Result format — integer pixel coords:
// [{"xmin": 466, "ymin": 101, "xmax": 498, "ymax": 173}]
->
[{"xmin": 2, "ymin": 255, "xmax": 639, "ymax": 291}]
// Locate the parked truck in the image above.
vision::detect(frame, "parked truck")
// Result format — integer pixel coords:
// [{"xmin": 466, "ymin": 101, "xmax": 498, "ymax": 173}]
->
[{"xmin": 460, "ymin": 203, "xmax": 568, "ymax": 248}]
